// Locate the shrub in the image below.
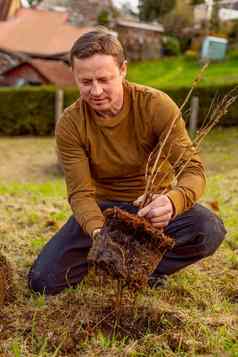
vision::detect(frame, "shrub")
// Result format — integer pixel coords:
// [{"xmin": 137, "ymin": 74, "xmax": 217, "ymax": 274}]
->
[
  {"xmin": 165, "ymin": 84, "xmax": 238, "ymax": 127},
  {"xmin": 162, "ymin": 36, "xmax": 181, "ymax": 57},
  {"xmin": 228, "ymin": 48, "xmax": 238, "ymax": 60},
  {"xmin": 0, "ymin": 84, "xmax": 237, "ymax": 136},
  {"xmin": 97, "ymin": 9, "xmax": 110, "ymax": 26},
  {"xmin": 0, "ymin": 86, "xmax": 79, "ymax": 136}
]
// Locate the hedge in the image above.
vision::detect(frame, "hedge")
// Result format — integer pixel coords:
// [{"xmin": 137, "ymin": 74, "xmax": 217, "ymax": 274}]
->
[
  {"xmin": 0, "ymin": 86, "xmax": 79, "ymax": 136},
  {"xmin": 0, "ymin": 84, "xmax": 237, "ymax": 136},
  {"xmin": 165, "ymin": 84, "xmax": 238, "ymax": 127}
]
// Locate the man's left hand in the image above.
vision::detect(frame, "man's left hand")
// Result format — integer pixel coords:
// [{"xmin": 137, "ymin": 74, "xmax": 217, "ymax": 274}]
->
[{"xmin": 134, "ymin": 194, "xmax": 174, "ymax": 229}]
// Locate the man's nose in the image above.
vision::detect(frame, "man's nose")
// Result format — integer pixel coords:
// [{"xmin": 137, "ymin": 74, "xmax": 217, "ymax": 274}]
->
[{"xmin": 90, "ymin": 81, "xmax": 103, "ymax": 96}]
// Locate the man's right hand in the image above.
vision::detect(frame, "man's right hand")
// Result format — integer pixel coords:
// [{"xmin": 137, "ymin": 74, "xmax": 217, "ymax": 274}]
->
[
  {"xmin": 134, "ymin": 194, "xmax": 174, "ymax": 229},
  {"xmin": 92, "ymin": 228, "xmax": 101, "ymax": 239}
]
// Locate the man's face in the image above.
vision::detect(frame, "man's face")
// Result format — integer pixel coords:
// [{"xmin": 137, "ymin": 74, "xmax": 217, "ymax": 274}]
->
[{"xmin": 73, "ymin": 54, "xmax": 127, "ymax": 114}]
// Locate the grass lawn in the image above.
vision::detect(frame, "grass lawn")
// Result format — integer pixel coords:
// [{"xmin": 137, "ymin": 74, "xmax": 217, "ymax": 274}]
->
[
  {"xmin": 0, "ymin": 128, "xmax": 238, "ymax": 356},
  {"xmin": 127, "ymin": 56, "xmax": 238, "ymax": 89}
]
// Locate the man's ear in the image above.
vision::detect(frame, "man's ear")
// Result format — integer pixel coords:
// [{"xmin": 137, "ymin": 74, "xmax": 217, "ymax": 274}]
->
[{"xmin": 120, "ymin": 60, "xmax": 127, "ymax": 79}]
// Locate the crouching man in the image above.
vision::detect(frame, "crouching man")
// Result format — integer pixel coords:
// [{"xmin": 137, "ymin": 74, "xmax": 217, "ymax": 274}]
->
[{"xmin": 28, "ymin": 28, "xmax": 226, "ymax": 294}]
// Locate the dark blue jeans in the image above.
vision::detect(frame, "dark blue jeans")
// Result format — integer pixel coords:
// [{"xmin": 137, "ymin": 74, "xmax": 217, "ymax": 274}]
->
[{"xmin": 28, "ymin": 202, "xmax": 226, "ymax": 295}]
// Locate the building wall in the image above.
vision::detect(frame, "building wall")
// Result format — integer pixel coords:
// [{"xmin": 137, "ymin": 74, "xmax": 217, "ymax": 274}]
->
[
  {"xmin": 194, "ymin": 4, "xmax": 210, "ymax": 24},
  {"xmin": 117, "ymin": 26, "xmax": 162, "ymax": 61},
  {"xmin": 39, "ymin": 0, "xmax": 113, "ymax": 25}
]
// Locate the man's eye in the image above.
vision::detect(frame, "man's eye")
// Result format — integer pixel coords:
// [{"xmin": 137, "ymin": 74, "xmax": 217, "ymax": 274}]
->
[
  {"xmin": 99, "ymin": 78, "xmax": 108, "ymax": 83},
  {"xmin": 81, "ymin": 80, "xmax": 91, "ymax": 85}
]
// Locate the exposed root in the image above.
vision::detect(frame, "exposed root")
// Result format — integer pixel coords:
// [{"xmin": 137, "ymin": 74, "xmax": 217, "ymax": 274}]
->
[{"xmin": 93, "ymin": 207, "xmax": 175, "ymax": 291}]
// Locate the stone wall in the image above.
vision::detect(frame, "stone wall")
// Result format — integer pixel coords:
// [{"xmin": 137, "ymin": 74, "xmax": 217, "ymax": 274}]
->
[{"xmin": 117, "ymin": 26, "xmax": 162, "ymax": 61}]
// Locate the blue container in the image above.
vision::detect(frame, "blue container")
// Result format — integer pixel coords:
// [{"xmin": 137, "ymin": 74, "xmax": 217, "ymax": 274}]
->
[{"xmin": 201, "ymin": 36, "xmax": 228, "ymax": 61}]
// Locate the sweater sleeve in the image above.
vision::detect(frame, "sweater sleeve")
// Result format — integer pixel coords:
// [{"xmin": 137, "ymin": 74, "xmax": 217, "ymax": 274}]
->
[
  {"xmin": 150, "ymin": 92, "xmax": 206, "ymax": 216},
  {"xmin": 55, "ymin": 112, "xmax": 105, "ymax": 236}
]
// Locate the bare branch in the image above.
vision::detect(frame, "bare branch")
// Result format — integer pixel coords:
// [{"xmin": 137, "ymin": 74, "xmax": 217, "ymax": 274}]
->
[{"xmin": 141, "ymin": 64, "xmax": 209, "ymax": 208}]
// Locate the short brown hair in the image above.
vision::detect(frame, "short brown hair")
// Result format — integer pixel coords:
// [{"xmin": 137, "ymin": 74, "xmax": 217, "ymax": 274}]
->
[{"xmin": 70, "ymin": 28, "xmax": 125, "ymax": 67}]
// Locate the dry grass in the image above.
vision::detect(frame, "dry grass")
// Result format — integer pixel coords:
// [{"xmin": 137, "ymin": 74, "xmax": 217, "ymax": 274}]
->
[{"xmin": 0, "ymin": 128, "xmax": 238, "ymax": 356}]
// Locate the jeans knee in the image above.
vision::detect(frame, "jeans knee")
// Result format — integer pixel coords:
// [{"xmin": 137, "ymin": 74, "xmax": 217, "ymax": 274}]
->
[{"xmin": 201, "ymin": 216, "xmax": 226, "ymax": 257}]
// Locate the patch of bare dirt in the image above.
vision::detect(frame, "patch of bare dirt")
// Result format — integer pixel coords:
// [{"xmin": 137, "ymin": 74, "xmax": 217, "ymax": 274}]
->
[{"xmin": 0, "ymin": 137, "xmax": 59, "ymax": 183}]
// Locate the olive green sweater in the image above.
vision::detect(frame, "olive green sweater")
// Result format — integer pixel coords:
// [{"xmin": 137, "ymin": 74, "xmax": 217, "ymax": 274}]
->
[{"xmin": 55, "ymin": 81, "xmax": 206, "ymax": 236}]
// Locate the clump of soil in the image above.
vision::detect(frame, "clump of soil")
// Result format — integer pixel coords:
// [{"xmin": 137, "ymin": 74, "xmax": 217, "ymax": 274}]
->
[
  {"xmin": 94, "ymin": 207, "xmax": 175, "ymax": 290},
  {"xmin": 0, "ymin": 252, "xmax": 13, "ymax": 306}
]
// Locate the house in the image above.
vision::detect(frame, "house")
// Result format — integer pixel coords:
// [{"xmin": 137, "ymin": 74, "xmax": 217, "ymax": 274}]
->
[
  {"xmin": 194, "ymin": 0, "xmax": 238, "ymax": 24},
  {"xmin": 38, "ymin": 0, "xmax": 164, "ymax": 60},
  {"xmin": 0, "ymin": 7, "xmax": 91, "ymax": 86},
  {"xmin": 0, "ymin": 58, "xmax": 75, "ymax": 87},
  {"xmin": 193, "ymin": 1, "xmax": 212, "ymax": 25},
  {"xmin": 219, "ymin": 0, "xmax": 238, "ymax": 21},
  {"xmin": 220, "ymin": 0, "xmax": 238, "ymax": 10},
  {"xmin": 0, "ymin": 1, "xmax": 165, "ymax": 88},
  {"xmin": 115, "ymin": 19, "xmax": 164, "ymax": 61}
]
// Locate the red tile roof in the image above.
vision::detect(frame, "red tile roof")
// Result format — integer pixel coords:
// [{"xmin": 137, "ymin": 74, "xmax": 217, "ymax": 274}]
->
[
  {"xmin": 2, "ymin": 58, "xmax": 76, "ymax": 87},
  {"xmin": 30, "ymin": 59, "xmax": 76, "ymax": 87},
  {"xmin": 0, "ymin": 8, "xmax": 91, "ymax": 56}
]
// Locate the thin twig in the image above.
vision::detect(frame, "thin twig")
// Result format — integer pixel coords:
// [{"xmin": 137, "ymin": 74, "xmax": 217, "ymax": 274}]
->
[
  {"xmin": 174, "ymin": 91, "xmax": 237, "ymax": 182},
  {"xmin": 141, "ymin": 64, "xmax": 208, "ymax": 208},
  {"xmin": 180, "ymin": 63, "xmax": 208, "ymax": 112}
]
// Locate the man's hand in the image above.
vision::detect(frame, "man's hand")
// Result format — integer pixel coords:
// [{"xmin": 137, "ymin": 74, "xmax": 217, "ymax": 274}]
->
[
  {"xmin": 134, "ymin": 194, "xmax": 174, "ymax": 229},
  {"xmin": 92, "ymin": 228, "xmax": 101, "ymax": 239}
]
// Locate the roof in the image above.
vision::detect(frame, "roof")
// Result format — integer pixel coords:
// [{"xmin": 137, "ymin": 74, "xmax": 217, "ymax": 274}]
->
[
  {"xmin": 0, "ymin": 8, "xmax": 91, "ymax": 56},
  {"xmin": 30, "ymin": 59, "xmax": 76, "ymax": 87},
  {"xmin": 2, "ymin": 58, "xmax": 76, "ymax": 87},
  {"xmin": 31, "ymin": 59, "xmax": 75, "ymax": 87},
  {"xmin": 116, "ymin": 19, "xmax": 164, "ymax": 33},
  {"xmin": 205, "ymin": 36, "xmax": 228, "ymax": 43}
]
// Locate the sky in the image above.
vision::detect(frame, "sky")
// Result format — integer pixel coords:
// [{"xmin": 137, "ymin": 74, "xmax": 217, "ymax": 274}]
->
[{"xmin": 113, "ymin": 0, "xmax": 139, "ymax": 12}]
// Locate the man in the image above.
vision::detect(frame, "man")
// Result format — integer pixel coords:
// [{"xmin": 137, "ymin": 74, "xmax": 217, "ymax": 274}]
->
[{"xmin": 28, "ymin": 29, "xmax": 226, "ymax": 295}]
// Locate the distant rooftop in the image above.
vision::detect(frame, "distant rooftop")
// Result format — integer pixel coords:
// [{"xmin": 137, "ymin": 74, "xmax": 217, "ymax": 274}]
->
[
  {"xmin": 0, "ymin": 8, "xmax": 91, "ymax": 56},
  {"xmin": 116, "ymin": 19, "xmax": 164, "ymax": 32}
]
